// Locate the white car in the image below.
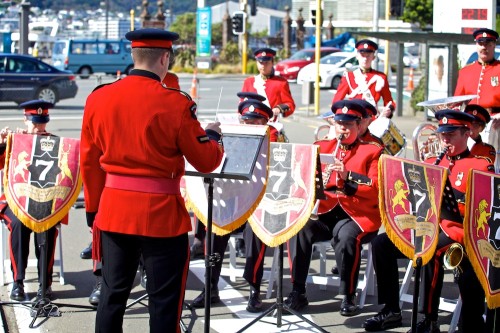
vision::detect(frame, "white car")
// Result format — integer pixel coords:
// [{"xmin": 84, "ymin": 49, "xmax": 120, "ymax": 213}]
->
[{"xmin": 296, "ymin": 52, "xmax": 359, "ymax": 89}]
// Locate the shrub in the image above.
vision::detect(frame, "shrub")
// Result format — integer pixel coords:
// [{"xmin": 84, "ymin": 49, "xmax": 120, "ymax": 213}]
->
[{"xmin": 410, "ymin": 74, "xmax": 427, "ymax": 115}]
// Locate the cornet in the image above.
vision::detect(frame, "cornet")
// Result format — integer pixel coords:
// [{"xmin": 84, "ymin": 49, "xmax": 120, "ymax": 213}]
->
[
  {"xmin": 443, "ymin": 242, "xmax": 464, "ymax": 281},
  {"xmin": 310, "ymin": 134, "xmax": 345, "ymax": 220}
]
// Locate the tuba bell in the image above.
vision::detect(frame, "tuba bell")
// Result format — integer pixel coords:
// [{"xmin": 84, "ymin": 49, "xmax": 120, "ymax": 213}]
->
[
  {"xmin": 443, "ymin": 242, "xmax": 464, "ymax": 270},
  {"xmin": 413, "ymin": 95, "xmax": 477, "ymax": 161}
]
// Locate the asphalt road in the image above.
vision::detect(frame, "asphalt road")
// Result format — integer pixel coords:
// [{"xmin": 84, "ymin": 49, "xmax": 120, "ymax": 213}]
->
[{"xmin": 0, "ymin": 74, "xmax": 461, "ymax": 333}]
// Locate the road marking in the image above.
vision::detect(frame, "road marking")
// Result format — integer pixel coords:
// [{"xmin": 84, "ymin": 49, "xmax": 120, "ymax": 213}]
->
[{"xmin": 188, "ymin": 260, "xmax": 321, "ymax": 332}]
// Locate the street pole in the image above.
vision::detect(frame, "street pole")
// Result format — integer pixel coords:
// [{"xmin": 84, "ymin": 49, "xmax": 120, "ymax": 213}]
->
[
  {"xmin": 105, "ymin": 0, "xmax": 109, "ymax": 39},
  {"xmin": 384, "ymin": 0, "xmax": 390, "ymax": 75},
  {"xmin": 314, "ymin": 0, "xmax": 322, "ymax": 115},
  {"xmin": 241, "ymin": 0, "xmax": 248, "ymax": 75},
  {"xmin": 130, "ymin": 9, "xmax": 135, "ymax": 31}
]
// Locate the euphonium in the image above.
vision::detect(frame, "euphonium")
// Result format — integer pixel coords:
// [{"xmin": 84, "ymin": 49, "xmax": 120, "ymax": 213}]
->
[{"xmin": 310, "ymin": 133, "xmax": 345, "ymax": 220}]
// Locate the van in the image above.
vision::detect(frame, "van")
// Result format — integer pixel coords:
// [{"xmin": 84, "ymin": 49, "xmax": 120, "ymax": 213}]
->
[{"xmin": 52, "ymin": 39, "xmax": 133, "ymax": 79}]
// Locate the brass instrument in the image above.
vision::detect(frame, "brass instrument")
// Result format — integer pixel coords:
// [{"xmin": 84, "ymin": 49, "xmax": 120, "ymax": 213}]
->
[
  {"xmin": 310, "ymin": 133, "xmax": 345, "ymax": 220},
  {"xmin": 412, "ymin": 95, "xmax": 477, "ymax": 161},
  {"xmin": 314, "ymin": 124, "xmax": 336, "ymax": 141},
  {"xmin": 444, "ymin": 242, "xmax": 465, "ymax": 280}
]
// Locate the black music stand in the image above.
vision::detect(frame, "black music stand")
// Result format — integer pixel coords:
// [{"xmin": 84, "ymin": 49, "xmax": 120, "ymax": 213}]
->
[
  {"xmin": 185, "ymin": 131, "xmax": 268, "ymax": 333},
  {"xmin": 237, "ymin": 148, "xmax": 327, "ymax": 333},
  {"xmin": 0, "ymin": 229, "xmax": 96, "ymax": 328}
]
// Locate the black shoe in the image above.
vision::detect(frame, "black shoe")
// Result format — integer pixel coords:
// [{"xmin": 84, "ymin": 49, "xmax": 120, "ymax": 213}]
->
[
  {"xmin": 191, "ymin": 288, "xmax": 220, "ymax": 308},
  {"xmin": 331, "ymin": 266, "xmax": 339, "ymax": 275},
  {"xmin": 340, "ymin": 294, "xmax": 358, "ymax": 317},
  {"xmin": 190, "ymin": 239, "xmax": 204, "ymax": 260},
  {"xmin": 140, "ymin": 268, "xmax": 147, "ymax": 289},
  {"xmin": 406, "ymin": 318, "xmax": 440, "ymax": 333},
  {"xmin": 33, "ymin": 286, "xmax": 53, "ymax": 302},
  {"xmin": 284, "ymin": 290, "xmax": 309, "ymax": 311},
  {"xmin": 80, "ymin": 242, "xmax": 92, "ymax": 259},
  {"xmin": 235, "ymin": 238, "xmax": 245, "ymax": 258},
  {"xmin": 363, "ymin": 308, "xmax": 402, "ymax": 331},
  {"xmin": 246, "ymin": 289, "xmax": 263, "ymax": 313},
  {"xmin": 88, "ymin": 280, "xmax": 101, "ymax": 306},
  {"xmin": 10, "ymin": 281, "xmax": 25, "ymax": 301}
]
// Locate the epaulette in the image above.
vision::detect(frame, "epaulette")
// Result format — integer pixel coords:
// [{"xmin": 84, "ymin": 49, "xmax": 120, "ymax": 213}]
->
[
  {"xmin": 363, "ymin": 140, "xmax": 383, "ymax": 149},
  {"xmin": 473, "ymin": 155, "xmax": 493, "ymax": 164},
  {"xmin": 162, "ymin": 85, "xmax": 193, "ymax": 101},
  {"xmin": 91, "ymin": 81, "xmax": 116, "ymax": 93}
]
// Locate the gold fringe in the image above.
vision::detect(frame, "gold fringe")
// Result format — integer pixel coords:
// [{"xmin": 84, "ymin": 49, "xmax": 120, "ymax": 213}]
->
[
  {"xmin": 464, "ymin": 169, "xmax": 500, "ymax": 309},
  {"xmin": 248, "ymin": 144, "xmax": 320, "ymax": 247},
  {"xmin": 3, "ymin": 135, "xmax": 83, "ymax": 232}
]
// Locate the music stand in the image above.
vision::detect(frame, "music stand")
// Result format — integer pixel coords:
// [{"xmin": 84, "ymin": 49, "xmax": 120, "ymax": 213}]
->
[
  {"xmin": 237, "ymin": 146, "xmax": 327, "ymax": 333},
  {"xmin": 185, "ymin": 130, "xmax": 268, "ymax": 333}
]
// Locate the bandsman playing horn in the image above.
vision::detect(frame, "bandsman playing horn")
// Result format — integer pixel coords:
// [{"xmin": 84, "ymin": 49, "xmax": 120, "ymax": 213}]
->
[
  {"xmin": 285, "ymin": 100, "xmax": 383, "ymax": 316},
  {"xmin": 364, "ymin": 110, "xmax": 496, "ymax": 332}
]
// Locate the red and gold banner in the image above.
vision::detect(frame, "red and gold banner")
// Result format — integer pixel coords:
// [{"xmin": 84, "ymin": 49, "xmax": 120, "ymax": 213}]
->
[
  {"xmin": 3, "ymin": 134, "xmax": 82, "ymax": 232},
  {"xmin": 379, "ymin": 155, "xmax": 448, "ymax": 265},
  {"xmin": 464, "ymin": 169, "xmax": 500, "ymax": 308},
  {"xmin": 248, "ymin": 143, "xmax": 319, "ymax": 247}
]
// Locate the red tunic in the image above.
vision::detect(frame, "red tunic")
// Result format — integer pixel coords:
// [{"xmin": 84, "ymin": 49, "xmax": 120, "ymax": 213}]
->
[
  {"xmin": 162, "ymin": 72, "xmax": 180, "ymax": 89},
  {"xmin": 332, "ymin": 68, "xmax": 395, "ymax": 109},
  {"xmin": 315, "ymin": 139, "xmax": 384, "ymax": 233},
  {"xmin": 81, "ymin": 70, "xmax": 224, "ymax": 238},
  {"xmin": 471, "ymin": 137, "xmax": 496, "ymax": 163},
  {"xmin": 454, "ymin": 60, "xmax": 500, "ymax": 108},
  {"xmin": 426, "ymin": 151, "xmax": 493, "ymax": 243},
  {"xmin": 241, "ymin": 75, "xmax": 295, "ymax": 118}
]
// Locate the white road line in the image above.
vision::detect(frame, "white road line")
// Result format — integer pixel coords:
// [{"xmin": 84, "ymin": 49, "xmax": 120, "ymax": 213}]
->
[{"xmin": 189, "ymin": 260, "xmax": 321, "ymax": 332}]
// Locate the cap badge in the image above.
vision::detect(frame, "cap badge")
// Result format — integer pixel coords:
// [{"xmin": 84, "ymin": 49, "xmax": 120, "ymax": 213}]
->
[
  {"xmin": 473, "ymin": 110, "xmax": 478, "ymax": 115},
  {"xmin": 262, "ymin": 51, "xmax": 266, "ymax": 56},
  {"xmin": 363, "ymin": 43, "xmax": 368, "ymax": 49},
  {"xmin": 442, "ymin": 117, "xmax": 448, "ymax": 124},
  {"xmin": 483, "ymin": 32, "xmax": 488, "ymax": 38},
  {"xmin": 342, "ymin": 106, "xmax": 348, "ymax": 114},
  {"xmin": 249, "ymin": 105, "xmax": 255, "ymax": 112},
  {"xmin": 37, "ymin": 107, "xmax": 43, "ymax": 115}
]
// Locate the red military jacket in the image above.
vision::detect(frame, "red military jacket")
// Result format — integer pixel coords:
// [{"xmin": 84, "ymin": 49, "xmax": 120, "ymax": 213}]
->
[
  {"xmin": 162, "ymin": 72, "xmax": 180, "ymax": 89},
  {"xmin": 333, "ymin": 68, "xmax": 395, "ymax": 109},
  {"xmin": 241, "ymin": 74, "xmax": 295, "ymax": 119},
  {"xmin": 360, "ymin": 129, "xmax": 384, "ymax": 146},
  {"xmin": 426, "ymin": 150, "xmax": 494, "ymax": 244},
  {"xmin": 454, "ymin": 60, "xmax": 500, "ymax": 108},
  {"xmin": 471, "ymin": 136, "xmax": 496, "ymax": 163},
  {"xmin": 315, "ymin": 138, "xmax": 384, "ymax": 233},
  {"xmin": 81, "ymin": 70, "xmax": 224, "ymax": 238}
]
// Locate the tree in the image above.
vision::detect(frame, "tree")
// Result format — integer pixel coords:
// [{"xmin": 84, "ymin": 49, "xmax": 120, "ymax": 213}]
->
[
  {"xmin": 400, "ymin": 0, "xmax": 433, "ymax": 29},
  {"xmin": 169, "ymin": 12, "xmax": 196, "ymax": 45}
]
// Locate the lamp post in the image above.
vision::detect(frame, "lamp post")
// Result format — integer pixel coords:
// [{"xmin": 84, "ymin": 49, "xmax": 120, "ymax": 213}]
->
[{"xmin": 100, "ymin": 0, "xmax": 110, "ymax": 38}]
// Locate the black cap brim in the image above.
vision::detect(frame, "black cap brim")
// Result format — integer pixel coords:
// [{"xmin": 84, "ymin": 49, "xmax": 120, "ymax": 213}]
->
[
  {"xmin": 26, "ymin": 115, "xmax": 50, "ymax": 124},
  {"xmin": 334, "ymin": 114, "xmax": 359, "ymax": 121},
  {"xmin": 436, "ymin": 125, "xmax": 462, "ymax": 133}
]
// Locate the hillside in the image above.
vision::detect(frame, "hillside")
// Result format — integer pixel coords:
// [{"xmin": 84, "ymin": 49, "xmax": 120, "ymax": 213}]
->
[{"xmin": 28, "ymin": 0, "xmax": 292, "ymax": 14}]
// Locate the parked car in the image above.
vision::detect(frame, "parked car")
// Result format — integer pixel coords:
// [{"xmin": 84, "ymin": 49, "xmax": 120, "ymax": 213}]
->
[
  {"xmin": 466, "ymin": 47, "xmax": 500, "ymax": 64},
  {"xmin": 296, "ymin": 52, "xmax": 359, "ymax": 89},
  {"xmin": 0, "ymin": 53, "xmax": 78, "ymax": 105},
  {"xmin": 274, "ymin": 47, "xmax": 340, "ymax": 81}
]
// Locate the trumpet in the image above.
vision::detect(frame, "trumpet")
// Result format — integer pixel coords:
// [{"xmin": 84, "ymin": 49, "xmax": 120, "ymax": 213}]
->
[
  {"xmin": 443, "ymin": 242, "xmax": 465, "ymax": 281},
  {"xmin": 310, "ymin": 134, "xmax": 345, "ymax": 220}
]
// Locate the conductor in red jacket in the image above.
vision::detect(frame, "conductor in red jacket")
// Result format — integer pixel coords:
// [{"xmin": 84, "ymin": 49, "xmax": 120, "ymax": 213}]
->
[{"xmin": 80, "ymin": 28, "xmax": 224, "ymax": 333}]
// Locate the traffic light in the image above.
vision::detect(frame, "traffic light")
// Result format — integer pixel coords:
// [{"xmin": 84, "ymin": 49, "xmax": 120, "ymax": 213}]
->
[
  {"xmin": 232, "ymin": 11, "xmax": 245, "ymax": 35},
  {"xmin": 250, "ymin": 0, "xmax": 257, "ymax": 16},
  {"xmin": 311, "ymin": 9, "xmax": 323, "ymax": 26}
]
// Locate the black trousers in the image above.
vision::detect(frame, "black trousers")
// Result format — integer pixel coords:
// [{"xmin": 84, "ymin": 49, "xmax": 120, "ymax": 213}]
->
[
  {"xmin": 371, "ymin": 232, "xmax": 407, "ymax": 311},
  {"xmin": 287, "ymin": 206, "xmax": 377, "ymax": 296},
  {"xmin": 95, "ymin": 231, "xmax": 189, "ymax": 333},
  {"xmin": 243, "ymin": 222, "xmax": 270, "ymax": 291},
  {"xmin": 421, "ymin": 232, "xmax": 499, "ymax": 332},
  {"xmin": 3, "ymin": 207, "xmax": 58, "ymax": 286}
]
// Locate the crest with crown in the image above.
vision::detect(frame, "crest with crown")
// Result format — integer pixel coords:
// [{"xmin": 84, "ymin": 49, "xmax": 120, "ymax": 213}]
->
[
  {"xmin": 408, "ymin": 167, "xmax": 422, "ymax": 184},
  {"xmin": 273, "ymin": 145, "xmax": 287, "ymax": 162},
  {"xmin": 40, "ymin": 136, "xmax": 55, "ymax": 152}
]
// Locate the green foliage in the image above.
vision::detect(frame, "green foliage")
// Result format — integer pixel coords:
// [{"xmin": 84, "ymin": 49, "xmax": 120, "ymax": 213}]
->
[
  {"xmin": 400, "ymin": 0, "xmax": 433, "ymax": 29},
  {"xmin": 246, "ymin": 60, "xmax": 258, "ymax": 74},
  {"xmin": 220, "ymin": 41, "xmax": 240, "ymax": 64},
  {"xmin": 174, "ymin": 47, "xmax": 195, "ymax": 68},
  {"xmin": 212, "ymin": 64, "xmax": 241, "ymax": 74},
  {"xmin": 169, "ymin": 13, "xmax": 196, "ymax": 45},
  {"xmin": 410, "ymin": 74, "xmax": 427, "ymax": 115},
  {"xmin": 211, "ymin": 22, "xmax": 223, "ymax": 46}
]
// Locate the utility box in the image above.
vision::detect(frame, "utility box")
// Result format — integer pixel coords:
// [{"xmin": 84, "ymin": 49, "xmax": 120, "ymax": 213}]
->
[{"xmin": 302, "ymin": 81, "xmax": 314, "ymax": 105}]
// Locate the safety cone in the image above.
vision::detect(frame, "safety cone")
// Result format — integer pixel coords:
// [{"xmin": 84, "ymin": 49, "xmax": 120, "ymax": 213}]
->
[
  {"xmin": 190, "ymin": 69, "xmax": 198, "ymax": 99},
  {"xmin": 406, "ymin": 67, "xmax": 414, "ymax": 91},
  {"xmin": 116, "ymin": 70, "xmax": 121, "ymax": 79}
]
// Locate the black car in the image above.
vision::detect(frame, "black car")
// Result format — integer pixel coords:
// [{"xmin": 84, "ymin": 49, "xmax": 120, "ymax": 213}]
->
[{"xmin": 0, "ymin": 53, "xmax": 78, "ymax": 105}]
